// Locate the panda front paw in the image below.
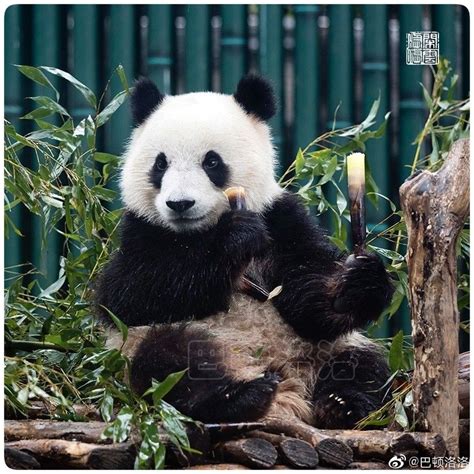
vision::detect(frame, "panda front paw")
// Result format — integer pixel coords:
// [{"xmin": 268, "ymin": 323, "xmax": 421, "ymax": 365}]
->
[
  {"xmin": 217, "ymin": 372, "xmax": 280, "ymax": 422},
  {"xmin": 223, "ymin": 209, "xmax": 270, "ymax": 262},
  {"xmin": 332, "ymin": 252, "xmax": 393, "ymax": 323}
]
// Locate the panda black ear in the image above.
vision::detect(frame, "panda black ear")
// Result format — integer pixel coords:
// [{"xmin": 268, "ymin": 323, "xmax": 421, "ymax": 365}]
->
[
  {"xmin": 131, "ymin": 77, "xmax": 165, "ymax": 126},
  {"xmin": 233, "ymin": 74, "xmax": 276, "ymax": 122}
]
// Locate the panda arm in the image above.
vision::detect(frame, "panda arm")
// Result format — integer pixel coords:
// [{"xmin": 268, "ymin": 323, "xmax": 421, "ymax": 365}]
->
[
  {"xmin": 95, "ymin": 210, "xmax": 269, "ymax": 326},
  {"xmin": 264, "ymin": 193, "xmax": 394, "ymax": 342}
]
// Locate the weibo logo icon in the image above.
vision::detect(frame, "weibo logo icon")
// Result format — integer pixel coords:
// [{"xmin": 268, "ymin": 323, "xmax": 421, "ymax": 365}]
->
[{"xmin": 388, "ymin": 454, "xmax": 406, "ymax": 469}]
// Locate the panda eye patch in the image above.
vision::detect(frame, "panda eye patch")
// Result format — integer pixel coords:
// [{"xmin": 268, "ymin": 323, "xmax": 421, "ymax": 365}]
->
[
  {"xmin": 202, "ymin": 151, "xmax": 229, "ymax": 188},
  {"xmin": 203, "ymin": 151, "xmax": 221, "ymax": 170},
  {"xmin": 155, "ymin": 153, "xmax": 168, "ymax": 171},
  {"xmin": 149, "ymin": 152, "xmax": 168, "ymax": 188}
]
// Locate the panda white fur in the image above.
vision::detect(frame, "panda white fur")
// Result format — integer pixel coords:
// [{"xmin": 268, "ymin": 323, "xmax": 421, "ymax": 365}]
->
[{"xmin": 96, "ymin": 75, "xmax": 394, "ymax": 428}]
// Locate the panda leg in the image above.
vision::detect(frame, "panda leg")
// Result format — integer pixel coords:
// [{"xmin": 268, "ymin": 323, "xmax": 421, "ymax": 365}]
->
[
  {"xmin": 312, "ymin": 346, "xmax": 390, "ymax": 429},
  {"xmin": 129, "ymin": 325, "xmax": 280, "ymax": 423}
]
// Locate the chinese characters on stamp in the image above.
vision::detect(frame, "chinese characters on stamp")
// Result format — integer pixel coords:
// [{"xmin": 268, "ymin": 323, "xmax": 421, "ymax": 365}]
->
[{"xmin": 406, "ymin": 31, "xmax": 439, "ymax": 65}]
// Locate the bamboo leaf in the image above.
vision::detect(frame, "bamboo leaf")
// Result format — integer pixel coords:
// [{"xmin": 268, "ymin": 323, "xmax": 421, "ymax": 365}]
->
[
  {"xmin": 295, "ymin": 148, "xmax": 305, "ymax": 174},
  {"xmin": 16, "ymin": 65, "xmax": 59, "ymax": 100},
  {"xmin": 41, "ymin": 66, "xmax": 97, "ymax": 109},
  {"xmin": 388, "ymin": 330, "xmax": 404, "ymax": 373},
  {"xmin": 95, "ymin": 90, "xmax": 128, "ymax": 127},
  {"xmin": 101, "ymin": 306, "xmax": 128, "ymax": 344},
  {"xmin": 38, "ymin": 275, "xmax": 66, "ymax": 299},
  {"xmin": 143, "ymin": 369, "xmax": 187, "ymax": 405}
]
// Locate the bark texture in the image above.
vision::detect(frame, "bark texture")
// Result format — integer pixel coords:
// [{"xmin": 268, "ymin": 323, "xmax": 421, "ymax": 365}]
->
[{"xmin": 400, "ymin": 138, "xmax": 470, "ymax": 456}]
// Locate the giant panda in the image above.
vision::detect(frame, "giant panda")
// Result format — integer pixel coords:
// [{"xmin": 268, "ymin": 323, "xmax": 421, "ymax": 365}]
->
[{"xmin": 95, "ymin": 74, "xmax": 394, "ymax": 429}]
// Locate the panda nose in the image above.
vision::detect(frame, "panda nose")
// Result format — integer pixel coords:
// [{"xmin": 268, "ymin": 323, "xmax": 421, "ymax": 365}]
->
[{"xmin": 166, "ymin": 199, "xmax": 195, "ymax": 213}]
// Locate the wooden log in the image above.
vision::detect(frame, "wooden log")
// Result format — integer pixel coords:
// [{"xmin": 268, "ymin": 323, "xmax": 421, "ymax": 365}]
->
[
  {"xmin": 190, "ymin": 464, "xmax": 250, "ymax": 470},
  {"xmin": 5, "ymin": 420, "xmax": 116, "ymax": 444},
  {"xmin": 5, "ymin": 400, "xmax": 102, "ymax": 421},
  {"xmin": 6, "ymin": 419, "xmax": 454, "ymax": 464},
  {"xmin": 5, "ymin": 439, "xmax": 136, "ymax": 469},
  {"xmin": 259, "ymin": 415, "xmax": 446, "ymax": 460},
  {"xmin": 400, "ymin": 138, "xmax": 469, "ymax": 456},
  {"xmin": 246, "ymin": 429, "xmax": 319, "ymax": 468},
  {"xmin": 317, "ymin": 428, "xmax": 446, "ymax": 459},
  {"xmin": 246, "ymin": 429, "xmax": 285, "ymax": 445},
  {"xmin": 279, "ymin": 438, "xmax": 319, "ymax": 468},
  {"xmin": 4, "ymin": 447, "xmax": 41, "ymax": 469},
  {"xmin": 316, "ymin": 438, "xmax": 353, "ymax": 468},
  {"xmin": 348, "ymin": 461, "xmax": 388, "ymax": 470},
  {"xmin": 5, "ymin": 419, "xmax": 261, "ymax": 445},
  {"xmin": 4, "ymin": 419, "xmax": 210, "ymax": 468},
  {"xmin": 214, "ymin": 438, "xmax": 278, "ymax": 469},
  {"xmin": 260, "ymin": 415, "xmax": 331, "ymax": 446}
]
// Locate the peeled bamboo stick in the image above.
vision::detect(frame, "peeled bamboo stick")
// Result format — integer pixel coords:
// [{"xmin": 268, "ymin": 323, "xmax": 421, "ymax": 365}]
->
[{"xmin": 347, "ymin": 152, "xmax": 366, "ymax": 255}]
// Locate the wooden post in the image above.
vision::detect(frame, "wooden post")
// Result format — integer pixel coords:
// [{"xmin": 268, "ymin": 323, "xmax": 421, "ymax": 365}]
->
[{"xmin": 400, "ymin": 138, "xmax": 470, "ymax": 455}]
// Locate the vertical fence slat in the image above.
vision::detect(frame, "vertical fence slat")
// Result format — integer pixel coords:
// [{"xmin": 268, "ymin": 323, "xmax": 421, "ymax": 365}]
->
[
  {"xmin": 461, "ymin": 6, "xmax": 469, "ymax": 99},
  {"xmin": 220, "ymin": 5, "xmax": 247, "ymax": 93},
  {"xmin": 70, "ymin": 5, "xmax": 100, "ymax": 115},
  {"xmin": 103, "ymin": 6, "xmax": 137, "ymax": 208},
  {"xmin": 362, "ymin": 5, "xmax": 391, "ymax": 338},
  {"xmin": 328, "ymin": 5, "xmax": 353, "ymax": 129},
  {"xmin": 69, "ymin": 5, "xmax": 100, "ymax": 190},
  {"xmin": 398, "ymin": 6, "xmax": 426, "ymax": 182},
  {"xmin": 30, "ymin": 5, "xmax": 63, "ymax": 285},
  {"xmin": 4, "ymin": 5, "xmax": 24, "ymax": 274},
  {"xmin": 259, "ymin": 5, "xmax": 284, "ymax": 169},
  {"xmin": 293, "ymin": 5, "xmax": 319, "ymax": 153},
  {"xmin": 184, "ymin": 5, "xmax": 210, "ymax": 92},
  {"xmin": 362, "ymin": 6, "xmax": 390, "ymax": 218},
  {"xmin": 147, "ymin": 5, "xmax": 173, "ymax": 94},
  {"xmin": 104, "ymin": 5, "xmax": 136, "ymax": 204},
  {"xmin": 432, "ymin": 5, "xmax": 458, "ymax": 72},
  {"xmin": 397, "ymin": 5, "xmax": 426, "ymax": 336},
  {"xmin": 325, "ymin": 6, "xmax": 353, "ymax": 233}
]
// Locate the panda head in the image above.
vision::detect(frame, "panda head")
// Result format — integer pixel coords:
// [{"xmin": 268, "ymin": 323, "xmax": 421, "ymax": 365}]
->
[{"xmin": 121, "ymin": 74, "xmax": 282, "ymax": 232}]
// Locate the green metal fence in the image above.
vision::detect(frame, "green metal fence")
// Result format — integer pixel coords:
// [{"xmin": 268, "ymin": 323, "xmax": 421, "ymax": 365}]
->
[{"xmin": 4, "ymin": 4, "xmax": 469, "ymax": 338}]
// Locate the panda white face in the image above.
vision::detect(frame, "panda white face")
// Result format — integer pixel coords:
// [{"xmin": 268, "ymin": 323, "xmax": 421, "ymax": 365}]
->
[{"xmin": 121, "ymin": 77, "xmax": 283, "ymax": 232}]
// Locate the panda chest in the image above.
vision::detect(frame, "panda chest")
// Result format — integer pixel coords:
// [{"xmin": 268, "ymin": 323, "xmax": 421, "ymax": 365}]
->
[{"xmin": 193, "ymin": 293, "xmax": 309, "ymax": 375}]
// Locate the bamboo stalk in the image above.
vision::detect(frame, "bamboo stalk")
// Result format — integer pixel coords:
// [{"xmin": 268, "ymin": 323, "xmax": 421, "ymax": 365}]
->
[{"xmin": 347, "ymin": 152, "xmax": 366, "ymax": 254}]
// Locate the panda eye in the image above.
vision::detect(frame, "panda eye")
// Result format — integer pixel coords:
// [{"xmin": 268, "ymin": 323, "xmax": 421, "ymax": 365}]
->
[
  {"xmin": 155, "ymin": 153, "xmax": 168, "ymax": 171},
  {"xmin": 203, "ymin": 151, "xmax": 221, "ymax": 170}
]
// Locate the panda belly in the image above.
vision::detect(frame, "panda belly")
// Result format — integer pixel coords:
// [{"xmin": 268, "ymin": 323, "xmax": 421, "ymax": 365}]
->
[
  {"xmin": 106, "ymin": 292, "xmax": 375, "ymax": 425},
  {"xmin": 193, "ymin": 293, "xmax": 317, "ymax": 422}
]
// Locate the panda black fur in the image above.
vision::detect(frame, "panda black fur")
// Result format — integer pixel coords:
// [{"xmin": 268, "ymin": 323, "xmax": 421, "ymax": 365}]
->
[{"xmin": 95, "ymin": 74, "xmax": 394, "ymax": 429}]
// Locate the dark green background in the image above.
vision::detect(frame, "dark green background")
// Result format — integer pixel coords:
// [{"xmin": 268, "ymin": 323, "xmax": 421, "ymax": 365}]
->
[{"xmin": 4, "ymin": 4, "xmax": 470, "ymax": 340}]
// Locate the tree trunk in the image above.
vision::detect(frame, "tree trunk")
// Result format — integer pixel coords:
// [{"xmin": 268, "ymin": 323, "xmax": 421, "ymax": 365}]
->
[{"xmin": 399, "ymin": 138, "xmax": 470, "ymax": 456}]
